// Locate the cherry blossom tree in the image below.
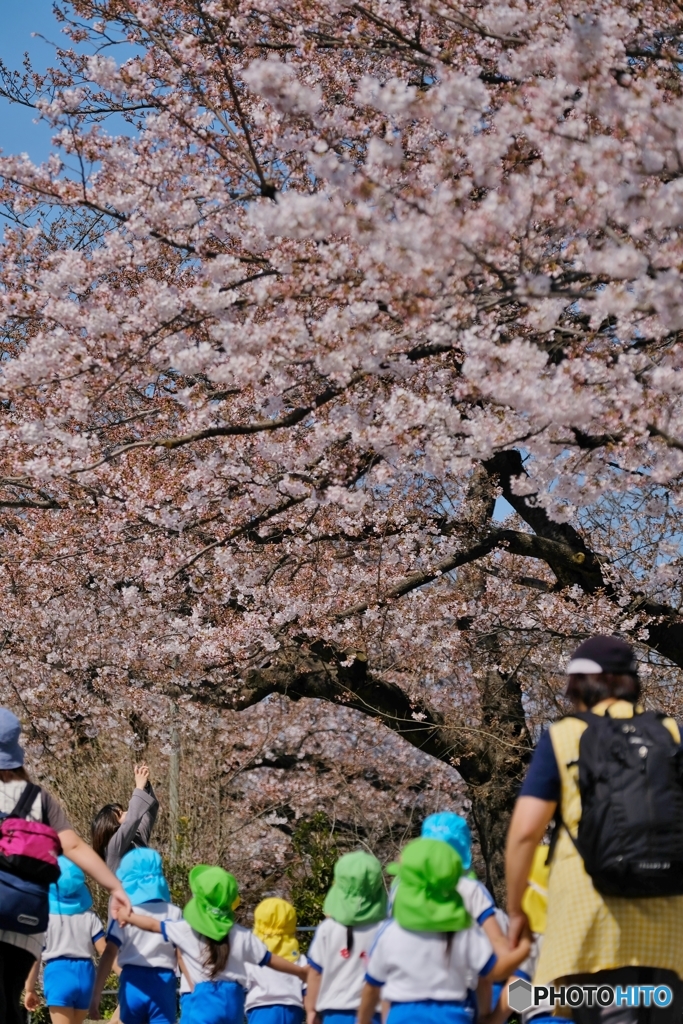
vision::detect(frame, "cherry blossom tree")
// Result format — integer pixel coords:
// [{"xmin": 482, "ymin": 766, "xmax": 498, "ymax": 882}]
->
[{"xmin": 2, "ymin": 0, "xmax": 683, "ymax": 894}]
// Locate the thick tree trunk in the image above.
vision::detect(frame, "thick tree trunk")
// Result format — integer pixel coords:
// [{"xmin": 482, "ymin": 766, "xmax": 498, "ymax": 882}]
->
[{"xmin": 232, "ymin": 641, "xmax": 531, "ymax": 900}]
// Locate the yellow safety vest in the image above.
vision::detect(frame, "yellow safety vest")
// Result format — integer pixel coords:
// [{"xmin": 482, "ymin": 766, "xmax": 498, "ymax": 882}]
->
[{"xmin": 535, "ymin": 700, "xmax": 683, "ymax": 985}]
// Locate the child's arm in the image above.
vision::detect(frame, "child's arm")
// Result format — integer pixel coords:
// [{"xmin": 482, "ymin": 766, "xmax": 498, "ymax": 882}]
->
[
  {"xmin": 94, "ymin": 935, "xmax": 108, "ymax": 956},
  {"xmin": 482, "ymin": 915, "xmax": 511, "ymax": 957},
  {"xmin": 488, "ymin": 937, "xmax": 532, "ymax": 981},
  {"xmin": 358, "ymin": 981, "xmax": 382, "ymax": 1024},
  {"xmin": 267, "ymin": 953, "xmax": 308, "ymax": 981},
  {"xmin": 117, "ymin": 908, "xmax": 163, "ymax": 933},
  {"xmin": 304, "ymin": 965, "xmax": 322, "ymax": 1024},
  {"xmin": 89, "ymin": 940, "xmax": 118, "ymax": 1020},
  {"xmin": 24, "ymin": 960, "xmax": 41, "ymax": 1012}
]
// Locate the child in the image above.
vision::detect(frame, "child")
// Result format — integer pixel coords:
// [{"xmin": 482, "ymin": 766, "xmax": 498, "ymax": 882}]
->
[
  {"xmin": 358, "ymin": 838, "xmax": 531, "ymax": 1024},
  {"xmin": 92, "ymin": 763, "xmax": 159, "ymax": 871},
  {"xmin": 305, "ymin": 851, "xmax": 387, "ymax": 1024},
  {"xmin": 421, "ymin": 813, "xmax": 509, "ymax": 944},
  {"xmin": 421, "ymin": 811, "xmax": 511, "ymax": 1014},
  {"xmin": 89, "ymin": 847, "xmax": 182, "ymax": 1024},
  {"xmin": 114, "ymin": 864, "xmax": 307, "ymax": 1024},
  {"xmin": 24, "ymin": 856, "xmax": 106, "ymax": 1024},
  {"xmin": 483, "ymin": 846, "xmax": 563, "ymax": 1024},
  {"xmin": 245, "ymin": 897, "xmax": 307, "ymax": 1023}
]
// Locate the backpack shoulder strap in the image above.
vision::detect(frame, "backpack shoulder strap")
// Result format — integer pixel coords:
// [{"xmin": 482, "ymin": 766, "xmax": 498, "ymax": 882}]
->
[{"xmin": 10, "ymin": 781, "xmax": 42, "ymax": 820}]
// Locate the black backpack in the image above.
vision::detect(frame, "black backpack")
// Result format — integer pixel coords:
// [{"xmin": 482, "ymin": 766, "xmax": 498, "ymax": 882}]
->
[{"xmin": 560, "ymin": 708, "xmax": 683, "ymax": 898}]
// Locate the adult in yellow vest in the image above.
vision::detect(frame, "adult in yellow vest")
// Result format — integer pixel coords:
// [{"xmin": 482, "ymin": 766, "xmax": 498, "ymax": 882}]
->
[{"xmin": 505, "ymin": 636, "xmax": 683, "ymax": 1024}]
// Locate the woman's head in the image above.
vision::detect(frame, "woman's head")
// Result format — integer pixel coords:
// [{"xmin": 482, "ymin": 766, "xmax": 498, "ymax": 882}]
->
[
  {"xmin": 565, "ymin": 635, "xmax": 640, "ymax": 709},
  {"xmin": 91, "ymin": 803, "xmax": 125, "ymax": 860},
  {"xmin": 0, "ymin": 708, "xmax": 24, "ymax": 773}
]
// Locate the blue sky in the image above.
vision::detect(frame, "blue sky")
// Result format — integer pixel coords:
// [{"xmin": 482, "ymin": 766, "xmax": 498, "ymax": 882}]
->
[{"xmin": 1, "ymin": 1, "xmax": 65, "ymax": 162}]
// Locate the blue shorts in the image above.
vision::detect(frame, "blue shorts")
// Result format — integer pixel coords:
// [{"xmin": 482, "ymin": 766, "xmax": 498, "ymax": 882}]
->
[
  {"xmin": 119, "ymin": 965, "xmax": 177, "ymax": 1024},
  {"xmin": 388, "ymin": 1001, "xmax": 474, "ymax": 1024},
  {"xmin": 248, "ymin": 1007, "xmax": 304, "ymax": 1024},
  {"xmin": 321, "ymin": 1015, "xmax": 380, "ymax": 1024},
  {"xmin": 43, "ymin": 957, "xmax": 95, "ymax": 1009},
  {"xmin": 180, "ymin": 980, "xmax": 245, "ymax": 1024}
]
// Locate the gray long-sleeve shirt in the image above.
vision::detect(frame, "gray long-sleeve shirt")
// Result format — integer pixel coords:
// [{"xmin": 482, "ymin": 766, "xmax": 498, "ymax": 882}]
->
[{"xmin": 105, "ymin": 783, "xmax": 159, "ymax": 872}]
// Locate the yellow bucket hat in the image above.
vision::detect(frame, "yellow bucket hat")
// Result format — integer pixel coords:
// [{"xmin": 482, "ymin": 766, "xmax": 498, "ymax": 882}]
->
[
  {"xmin": 521, "ymin": 844, "xmax": 549, "ymax": 934},
  {"xmin": 253, "ymin": 897, "xmax": 300, "ymax": 962}
]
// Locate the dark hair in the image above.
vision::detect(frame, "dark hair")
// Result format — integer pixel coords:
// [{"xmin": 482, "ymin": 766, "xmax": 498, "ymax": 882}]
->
[
  {"xmin": 565, "ymin": 672, "xmax": 640, "ymax": 709},
  {"xmin": 0, "ymin": 768, "xmax": 29, "ymax": 784},
  {"xmin": 346, "ymin": 926, "xmax": 354, "ymax": 954},
  {"xmin": 91, "ymin": 803, "xmax": 125, "ymax": 860},
  {"xmin": 202, "ymin": 935, "xmax": 231, "ymax": 978}
]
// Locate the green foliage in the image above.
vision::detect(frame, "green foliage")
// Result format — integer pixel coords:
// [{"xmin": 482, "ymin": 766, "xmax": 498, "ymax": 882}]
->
[
  {"xmin": 287, "ymin": 812, "xmax": 341, "ymax": 947},
  {"xmin": 165, "ymin": 854, "xmax": 192, "ymax": 910}
]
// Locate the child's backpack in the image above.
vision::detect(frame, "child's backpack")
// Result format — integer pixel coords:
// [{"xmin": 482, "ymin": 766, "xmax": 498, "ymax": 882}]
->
[
  {"xmin": 566, "ymin": 709, "xmax": 683, "ymax": 897},
  {"xmin": 0, "ymin": 782, "xmax": 62, "ymax": 933}
]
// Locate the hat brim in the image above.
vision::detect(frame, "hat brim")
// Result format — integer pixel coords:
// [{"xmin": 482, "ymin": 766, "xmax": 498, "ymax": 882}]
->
[
  {"xmin": 0, "ymin": 742, "xmax": 24, "ymax": 771},
  {"xmin": 125, "ymin": 881, "xmax": 170, "ymax": 906},
  {"xmin": 49, "ymin": 893, "xmax": 93, "ymax": 916}
]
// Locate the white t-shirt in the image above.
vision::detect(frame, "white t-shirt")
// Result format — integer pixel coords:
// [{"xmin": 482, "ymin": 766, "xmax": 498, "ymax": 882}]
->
[
  {"xmin": 245, "ymin": 954, "xmax": 307, "ymax": 1009},
  {"xmin": 307, "ymin": 919, "xmax": 384, "ymax": 1012},
  {"xmin": 366, "ymin": 920, "xmax": 495, "ymax": 1003},
  {"xmin": 43, "ymin": 911, "xmax": 104, "ymax": 962},
  {"xmin": 457, "ymin": 876, "xmax": 496, "ymax": 927},
  {"xmin": 161, "ymin": 920, "xmax": 269, "ymax": 987},
  {"xmin": 107, "ymin": 901, "xmax": 182, "ymax": 970}
]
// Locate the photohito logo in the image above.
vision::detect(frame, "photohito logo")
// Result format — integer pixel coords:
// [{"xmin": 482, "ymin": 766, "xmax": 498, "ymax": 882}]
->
[{"xmin": 508, "ymin": 979, "xmax": 673, "ymax": 1012}]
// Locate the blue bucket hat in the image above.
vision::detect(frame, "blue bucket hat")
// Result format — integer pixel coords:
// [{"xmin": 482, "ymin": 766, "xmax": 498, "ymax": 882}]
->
[
  {"xmin": 421, "ymin": 812, "xmax": 472, "ymax": 870},
  {"xmin": 49, "ymin": 856, "xmax": 93, "ymax": 915},
  {"xmin": 0, "ymin": 709, "xmax": 24, "ymax": 770},
  {"xmin": 117, "ymin": 848, "xmax": 170, "ymax": 905}
]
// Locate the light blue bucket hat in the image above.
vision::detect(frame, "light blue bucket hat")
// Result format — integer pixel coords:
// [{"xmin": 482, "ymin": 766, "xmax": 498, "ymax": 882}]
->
[
  {"xmin": 117, "ymin": 848, "xmax": 170, "ymax": 905},
  {"xmin": 421, "ymin": 812, "xmax": 472, "ymax": 870},
  {"xmin": 0, "ymin": 709, "xmax": 24, "ymax": 770},
  {"xmin": 49, "ymin": 856, "xmax": 93, "ymax": 915}
]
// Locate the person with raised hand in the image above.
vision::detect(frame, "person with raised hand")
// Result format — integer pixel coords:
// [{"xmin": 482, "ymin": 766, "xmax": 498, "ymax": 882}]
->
[{"xmin": 91, "ymin": 764, "xmax": 159, "ymax": 873}]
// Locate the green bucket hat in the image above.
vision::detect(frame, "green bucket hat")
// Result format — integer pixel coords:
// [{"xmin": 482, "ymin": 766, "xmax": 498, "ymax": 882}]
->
[
  {"xmin": 387, "ymin": 838, "xmax": 470, "ymax": 932},
  {"xmin": 323, "ymin": 851, "xmax": 387, "ymax": 926},
  {"xmin": 183, "ymin": 865, "xmax": 239, "ymax": 941}
]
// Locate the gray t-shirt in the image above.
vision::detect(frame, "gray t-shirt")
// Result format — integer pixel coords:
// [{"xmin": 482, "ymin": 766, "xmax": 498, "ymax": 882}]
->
[
  {"xmin": 105, "ymin": 785, "xmax": 159, "ymax": 872},
  {"xmin": 43, "ymin": 911, "xmax": 104, "ymax": 962}
]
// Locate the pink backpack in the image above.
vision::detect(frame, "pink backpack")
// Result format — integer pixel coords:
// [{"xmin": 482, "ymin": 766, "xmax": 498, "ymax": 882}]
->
[{"xmin": 0, "ymin": 783, "xmax": 62, "ymax": 884}]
